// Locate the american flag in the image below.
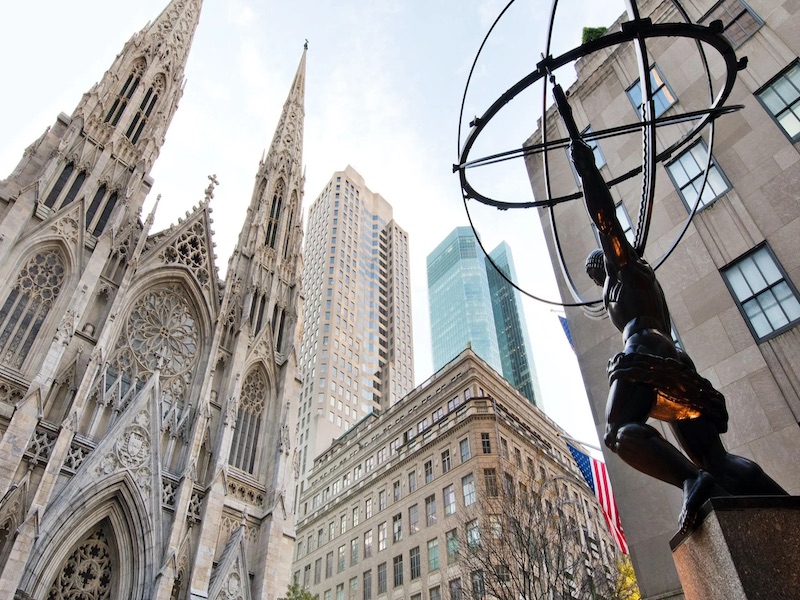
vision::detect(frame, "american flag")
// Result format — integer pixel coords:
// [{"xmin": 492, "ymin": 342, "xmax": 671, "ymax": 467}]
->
[
  {"xmin": 567, "ymin": 442, "xmax": 628, "ymax": 554},
  {"xmin": 558, "ymin": 315, "xmax": 575, "ymax": 352}
]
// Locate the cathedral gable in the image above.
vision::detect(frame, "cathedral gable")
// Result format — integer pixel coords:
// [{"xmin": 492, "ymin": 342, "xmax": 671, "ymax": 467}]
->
[
  {"xmin": 140, "ymin": 204, "xmax": 220, "ymax": 315},
  {"xmin": 208, "ymin": 524, "xmax": 253, "ymax": 600}
]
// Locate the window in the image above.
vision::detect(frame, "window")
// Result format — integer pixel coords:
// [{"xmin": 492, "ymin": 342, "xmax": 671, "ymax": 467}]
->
[
  {"xmin": 340, "ymin": 514, "xmax": 348, "ymax": 535},
  {"xmin": 462, "ymin": 475, "xmax": 476, "ymax": 506},
  {"xmin": 441, "ymin": 449, "xmax": 451, "ymax": 473},
  {"xmin": 408, "ymin": 470, "xmax": 417, "ymax": 493},
  {"xmin": 314, "ymin": 558, "xmax": 322, "ymax": 585},
  {"xmin": 392, "ymin": 513, "xmax": 403, "ymax": 543},
  {"xmin": 446, "ymin": 529, "xmax": 459, "ymax": 564},
  {"xmin": 489, "ymin": 515, "xmax": 502, "ymax": 539},
  {"xmin": 393, "ymin": 480, "xmax": 401, "ymax": 502},
  {"xmin": 514, "ymin": 447, "xmax": 522, "ymax": 468},
  {"xmin": 363, "ymin": 570, "xmax": 372, "ymax": 600},
  {"xmin": 757, "ymin": 61, "xmax": 800, "ymax": 142},
  {"xmin": 228, "ymin": 368, "xmax": 272, "ymax": 474},
  {"xmin": 427, "ymin": 538, "xmax": 440, "ymax": 571},
  {"xmin": 326, "ymin": 551, "xmax": 333, "ymax": 578},
  {"xmin": 338, "ymin": 545, "xmax": 346, "ymax": 572},
  {"xmin": 424, "ymin": 460, "xmax": 434, "ymax": 483},
  {"xmin": 410, "ymin": 546, "xmax": 421, "ymax": 580},
  {"xmin": 666, "ymin": 140, "xmax": 730, "ymax": 211},
  {"xmin": 425, "ymin": 495, "xmax": 437, "ymax": 526},
  {"xmin": 500, "ymin": 438, "xmax": 508, "ymax": 458},
  {"xmin": 378, "ymin": 522, "xmax": 387, "ymax": 551},
  {"xmin": 365, "ymin": 497, "xmax": 373, "ymax": 519},
  {"xmin": 364, "ymin": 530, "xmax": 373, "ymax": 559},
  {"xmin": 126, "ymin": 77, "xmax": 163, "ymax": 145},
  {"xmin": 353, "ymin": 506, "xmax": 360, "ymax": 527},
  {"xmin": 0, "ymin": 249, "xmax": 66, "ymax": 370},
  {"xmin": 700, "ymin": 0, "xmax": 762, "ymax": 48},
  {"xmin": 409, "ymin": 504, "xmax": 419, "ymax": 534},
  {"xmin": 377, "ymin": 562, "xmax": 387, "ymax": 593},
  {"xmin": 449, "ymin": 577, "xmax": 463, "ymax": 600},
  {"xmin": 429, "ymin": 587, "xmax": 441, "ymax": 600},
  {"xmin": 351, "ymin": 538, "xmax": 359, "ymax": 566},
  {"xmin": 480, "ymin": 433, "xmax": 491, "ymax": 454},
  {"xmin": 471, "ymin": 571, "xmax": 486, "ymax": 599},
  {"xmin": 466, "ymin": 519, "xmax": 480, "ymax": 548},
  {"xmin": 105, "ymin": 61, "xmax": 143, "ymax": 125},
  {"xmin": 393, "ymin": 554, "xmax": 404, "ymax": 587},
  {"xmin": 582, "ymin": 125, "xmax": 606, "ymax": 168},
  {"xmin": 443, "ymin": 485, "xmax": 456, "ymax": 516},
  {"xmin": 722, "ymin": 245, "xmax": 800, "ymax": 340},
  {"xmin": 303, "ymin": 564, "xmax": 311, "ymax": 587},
  {"xmin": 379, "ymin": 490, "xmax": 386, "ymax": 511},
  {"xmin": 484, "ymin": 469, "xmax": 499, "ymax": 497},
  {"xmin": 627, "ymin": 65, "xmax": 677, "ymax": 119},
  {"xmin": 350, "ymin": 577, "xmax": 358, "ymax": 599},
  {"xmin": 459, "ymin": 438, "xmax": 471, "ymax": 462}
]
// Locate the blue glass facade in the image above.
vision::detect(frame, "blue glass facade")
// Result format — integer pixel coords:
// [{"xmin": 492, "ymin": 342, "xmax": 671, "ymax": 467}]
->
[
  {"xmin": 487, "ymin": 242, "xmax": 541, "ymax": 405},
  {"xmin": 427, "ymin": 228, "xmax": 539, "ymax": 405},
  {"xmin": 427, "ymin": 227, "xmax": 502, "ymax": 374}
]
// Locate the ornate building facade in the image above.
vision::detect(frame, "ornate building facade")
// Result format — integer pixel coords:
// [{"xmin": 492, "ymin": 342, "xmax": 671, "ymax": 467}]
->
[{"xmin": 0, "ymin": 1, "xmax": 307, "ymax": 598}]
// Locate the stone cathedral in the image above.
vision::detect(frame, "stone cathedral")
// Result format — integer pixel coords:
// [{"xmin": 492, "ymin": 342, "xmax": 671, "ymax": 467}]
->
[{"xmin": 0, "ymin": 1, "xmax": 307, "ymax": 598}]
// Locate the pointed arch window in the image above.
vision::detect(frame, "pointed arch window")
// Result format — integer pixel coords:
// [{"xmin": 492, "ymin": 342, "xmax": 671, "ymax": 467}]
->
[
  {"xmin": 0, "ymin": 249, "xmax": 66, "ymax": 369},
  {"xmin": 60, "ymin": 170, "xmax": 87, "ymax": 208},
  {"xmin": 265, "ymin": 182, "xmax": 284, "ymax": 249},
  {"xmin": 105, "ymin": 60, "xmax": 145, "ymax": 126},
  {"xmin": 91, "ymin": 191, "xmax": 119, "ymax": 237},
  {"xmin": 47, "ymin": 520, "xmax": 116, "ymax": 600},
  {"xmin": 126, "ymin": 75, "xmax": 164, "ymax": 145},
  {"xmin": 282, "ymin": 207, "xmax": 295, "ymax": 259},
  {"xmin": 44, "ymin": 163, "xmax": 75, "ymax": 208},
  {"xmin": 230, "ymin": 367, "xmax": 268, "ymax": 473}
]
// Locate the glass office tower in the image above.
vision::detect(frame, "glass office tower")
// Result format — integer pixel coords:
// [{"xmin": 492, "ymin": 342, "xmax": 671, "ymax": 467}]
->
[{"xmin": 427, "ymin": 227, "xmax": 539, "ymax": 405}]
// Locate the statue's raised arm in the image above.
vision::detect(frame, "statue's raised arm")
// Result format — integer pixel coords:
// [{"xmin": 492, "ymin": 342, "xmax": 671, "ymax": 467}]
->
[{"xmin": 552, "ymin": 82, "xmax": 635, "ymax": 273}]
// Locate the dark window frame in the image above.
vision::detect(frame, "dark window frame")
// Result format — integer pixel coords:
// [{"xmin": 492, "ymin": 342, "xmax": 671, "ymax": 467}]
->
[{"xmin": 721, "ymin": 243, "xmax": 800, "ymax": 342}]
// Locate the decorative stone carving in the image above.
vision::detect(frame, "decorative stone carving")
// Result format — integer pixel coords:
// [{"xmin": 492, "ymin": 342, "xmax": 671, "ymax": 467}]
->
[
  {"xmin": 96, "ymin": 410, "xmax": 152, "ymax": 494},
  {"xmin": 161, "ymin": 220, "xmax": 211, "ymax": 288},
  {"xmin": 46, "ymin": 525, "xmax": 113, "ymax": 600},
  {"xmin": 25, "ymin": 429, "xmax": 57, "ymax": 466}
]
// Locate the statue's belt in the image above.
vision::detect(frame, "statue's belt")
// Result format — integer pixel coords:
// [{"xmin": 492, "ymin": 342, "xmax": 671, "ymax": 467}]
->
[{"xmin": 608, "ymin": 352, "xmax": 729, "ymax": 433}]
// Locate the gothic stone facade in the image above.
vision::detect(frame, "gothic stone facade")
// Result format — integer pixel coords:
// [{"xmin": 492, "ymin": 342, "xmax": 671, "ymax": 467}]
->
[{"xmin": 0, "ymin": 1, "xmax": 307, "ymax": 598}]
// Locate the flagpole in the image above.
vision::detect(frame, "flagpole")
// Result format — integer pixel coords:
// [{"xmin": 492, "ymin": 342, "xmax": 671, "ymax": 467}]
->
[{"xmin": 561, "ymin": 433, "xmax": 603, "ymax": 454}]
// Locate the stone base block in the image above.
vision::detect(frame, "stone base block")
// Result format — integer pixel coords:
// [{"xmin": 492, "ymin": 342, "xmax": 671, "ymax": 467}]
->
[{"xmin": 670, "ymin": 496, "xmax": 800, "ymax": 599}]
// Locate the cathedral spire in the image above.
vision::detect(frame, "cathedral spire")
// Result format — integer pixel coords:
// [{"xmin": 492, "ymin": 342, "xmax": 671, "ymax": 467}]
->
[
  {"xmin": 227, "ymin": 46, "xmax": 307, "ymax": 348},
  {"xmin": 237, "ymin": 46, "xmax": 307, "ymax": 256},
  {"xmin": 73, "ymin": 0, "xmax": 204, "ymax": 172}
]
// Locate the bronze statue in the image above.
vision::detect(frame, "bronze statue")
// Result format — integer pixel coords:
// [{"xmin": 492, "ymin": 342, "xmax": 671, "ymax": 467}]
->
[{"xmin": 552, "ymin": 82, "xmax": 787, "ymax": 532}]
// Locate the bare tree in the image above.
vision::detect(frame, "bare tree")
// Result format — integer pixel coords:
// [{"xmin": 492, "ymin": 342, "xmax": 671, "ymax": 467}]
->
[{"xmin": 450, "ymin": 470, "xmax": 624, "ymax": 600}]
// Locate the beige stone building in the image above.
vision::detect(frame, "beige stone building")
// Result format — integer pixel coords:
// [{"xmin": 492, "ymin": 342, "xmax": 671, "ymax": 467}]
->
[
  {"xmin": 525, "ymin": 0, "xmax": 800, "ymax": 597},
  {"xmin": 296, "ymin": 166, "xmax": 413, "ymax": 506},
  {"xmin": 0, "ymin": 1, "xmax": 307, "ymax": 598},
  {"xmin": 292, "ymin": 349, "xmax": 620, "ymax": 600}
]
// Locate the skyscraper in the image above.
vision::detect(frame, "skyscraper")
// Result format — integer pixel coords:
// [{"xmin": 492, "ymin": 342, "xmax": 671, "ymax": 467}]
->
[
  {"xmin": 427, "ymin": 226, "xmax": 539, "ymax": 405},
  {"xmin": 487, "ymin": 241, "xmax": 542, "ymax": 405},
  {"xmin": 0, "ymin": 2, "xmax": 306, "ymax": 597},
  {"xmin": 297, "ymin": 166, "xmax": 413, "ymax": 495}
]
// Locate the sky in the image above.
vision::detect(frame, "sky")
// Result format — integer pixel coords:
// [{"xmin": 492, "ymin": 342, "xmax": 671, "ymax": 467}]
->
[{"xmin": 0, "ymin": 0, "xmax": 626, "ymax": 449}]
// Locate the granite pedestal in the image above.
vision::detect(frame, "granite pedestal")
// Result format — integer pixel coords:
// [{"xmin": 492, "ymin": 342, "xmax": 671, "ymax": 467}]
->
[{"xmin": 670, "ymin": 496, "xmax": 800, "ymax": 599}]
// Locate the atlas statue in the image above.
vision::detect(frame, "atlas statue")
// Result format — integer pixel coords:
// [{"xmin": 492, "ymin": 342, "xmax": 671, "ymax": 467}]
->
[{"xmin": 551, "ymin": 79, "xmax": 787, "ymax": 532}]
